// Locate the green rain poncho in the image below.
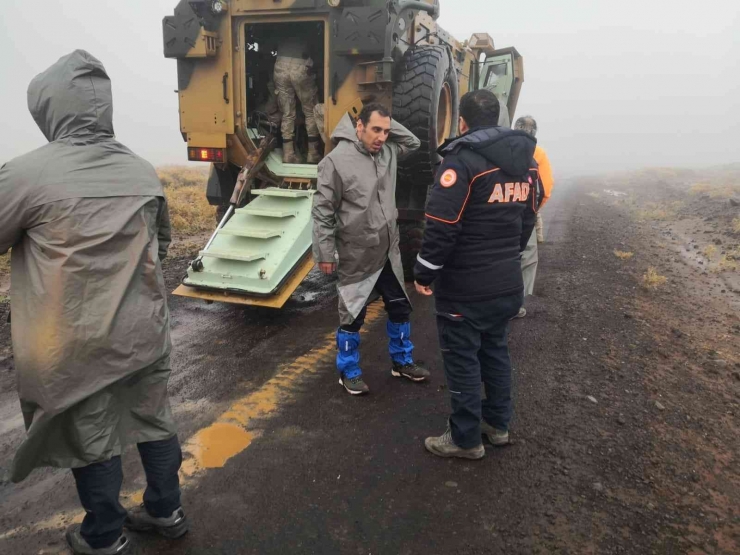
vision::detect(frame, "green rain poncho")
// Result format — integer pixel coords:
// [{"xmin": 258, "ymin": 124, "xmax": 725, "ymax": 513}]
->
[
  {"xmin": 312, "ymin": 114, "xmax": 420, "ymax": 325},
  {"xmin": 0, "ymin": 50, "xmax": 176, "ymax": 482}
]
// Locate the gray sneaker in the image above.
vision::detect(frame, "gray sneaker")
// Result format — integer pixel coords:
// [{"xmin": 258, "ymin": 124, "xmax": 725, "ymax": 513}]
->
[
  {"xmin": 124, "ymin": 505, "xmax": 189, "ymax": 539},
  {"xmin": 480, "ymin": 420, "xmax": 510, "ymax": 446},
  {"xmin": 424, "ymin": 427, "xmax": 485, "ymax": 460},
  {"xmin": 391, "ymin": 362, "xmax": 430, "ymax": 382},
  {"xmin": 339, "ymin": 375, "xmax": 369, "ymax": 395},
  {"xmin": 511, "ymin": 307, "xmax": 527, "ymax": 319},
  {"xmin": 65, "ymin": 525, "xmax": 131, "ymax": 555}
]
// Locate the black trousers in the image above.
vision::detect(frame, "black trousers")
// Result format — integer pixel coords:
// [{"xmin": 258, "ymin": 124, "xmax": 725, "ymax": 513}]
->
[
  {"xmin": 71, "ymin": 435, "xmax": 182, "ymax": 548},
  {"xmin": 435, "ymin": 293, "xmax": 523, "ymax": 449},
  {"xmin": 342, "ymin": 261, "xmax": 412, "ymax": 333}
]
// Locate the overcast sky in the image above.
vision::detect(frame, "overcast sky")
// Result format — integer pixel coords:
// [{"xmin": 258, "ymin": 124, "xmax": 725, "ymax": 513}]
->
[{"xmin": 1, "ymin": 0, "xmax": 738, "ymax": 177}]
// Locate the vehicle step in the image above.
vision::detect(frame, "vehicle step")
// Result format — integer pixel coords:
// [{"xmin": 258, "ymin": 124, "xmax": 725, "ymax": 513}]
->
[
  {"xmin": 199, "ymin": 249, "xmax": 267, "ymax": 262},
  {"xmin": 236, "ymin": 207, "xmax": 298, "ymax": 218},
  {"xmin": 217, "ymin": 228, "xmax": 282, "ymax": 239},
  {"xmin": 251, "ymin": 188, "xmax": 314, "ymax": 199}
]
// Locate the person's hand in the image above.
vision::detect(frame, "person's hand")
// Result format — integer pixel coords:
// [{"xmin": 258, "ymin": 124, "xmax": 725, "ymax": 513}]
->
[
  {"xmin": 319, "ymin": 262, "xmax": 337, "ymax": 275},
  {"xmin": 414, "ymin": 281, "xmax": 433, "ymax": 296}
]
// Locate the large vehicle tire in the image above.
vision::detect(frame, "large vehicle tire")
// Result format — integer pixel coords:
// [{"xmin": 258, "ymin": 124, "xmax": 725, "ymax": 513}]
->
[
  {"xmin": 393, "ymin": 45, "xmax": 459, "ymax": 277},
  {"xmin": 393, "ymin": 45, "xmax": 459, "ymax": 191}
]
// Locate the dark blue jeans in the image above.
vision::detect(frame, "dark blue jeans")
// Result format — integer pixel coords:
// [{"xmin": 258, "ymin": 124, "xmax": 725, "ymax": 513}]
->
[
  {"xmin": 435, "ymin": 293, "xmax": 523, "ymax": 449},
  {"xmin": 71, "ymin": 435, "xmax": 182, "ymax": 548}
]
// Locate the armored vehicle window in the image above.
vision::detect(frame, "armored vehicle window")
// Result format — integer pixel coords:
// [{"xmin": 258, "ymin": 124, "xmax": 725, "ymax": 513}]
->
[{"xmin": 484, "ymin": 63, "xmax": 508, "ymax": 88}]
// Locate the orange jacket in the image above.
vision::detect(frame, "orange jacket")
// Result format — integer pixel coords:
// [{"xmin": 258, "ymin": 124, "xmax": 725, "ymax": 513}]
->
[{"xmin": 534, "ymin": 145, "xmax": 554, "ymax": 208}]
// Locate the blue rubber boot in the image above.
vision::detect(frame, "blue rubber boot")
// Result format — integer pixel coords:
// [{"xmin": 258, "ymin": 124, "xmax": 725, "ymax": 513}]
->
[
  {"xmin": 388, "ymin": 322, "xmax": 430, "ymax": 382},
  {"xmin": 336, "ymin": 329, "xmax": 369, "ymax": 395}
]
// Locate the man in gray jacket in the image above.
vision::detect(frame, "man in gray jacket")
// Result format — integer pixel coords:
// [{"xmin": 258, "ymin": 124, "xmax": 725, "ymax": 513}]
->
[
  {"xmin": 0, "ymin": 51, "xmax": 186, "ymax": 554},
  {"xmin": 312, "ymin": 103, "xmax": 429, "ymax": 395}
]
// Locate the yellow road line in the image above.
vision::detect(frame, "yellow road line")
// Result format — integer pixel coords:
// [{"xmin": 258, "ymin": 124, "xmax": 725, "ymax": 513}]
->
[
  {"xmin": 0, "ymin": 302, "xmax": 385, "ymax": 540},
  {"xmin": 180, "ymin": 301, "xmax": 383, "ymax": 475}
]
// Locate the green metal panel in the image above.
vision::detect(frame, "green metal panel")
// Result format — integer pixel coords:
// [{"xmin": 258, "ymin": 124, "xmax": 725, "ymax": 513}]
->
[
  {"xmin": 200, "ymin": 249, "xmax": 267, "ymax": 262},
  {"xmin": 183, "ymin": 187, "xmax": 315, "ymax": 296},
  {"xmin": 217, "ymin": 228, "xmax": 283, "ymax": 239},
  {"xmin": 252, "ymin": 189, "xmax": 314, "ymax": 198},
  {"xmin": 247, "ymin": 129, "xmax": 318, "ymax": 180},
  {"xmin": 237, "ymin": 206, "xmax": 299, "ymax": 218}
]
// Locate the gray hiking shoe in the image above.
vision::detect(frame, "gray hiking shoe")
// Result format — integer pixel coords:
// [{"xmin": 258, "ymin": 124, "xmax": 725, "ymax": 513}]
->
[
  {"xmin": 124, "ymin": 505, "xmax": 189, "ymax": 539},
  {"xmin": 511, "ymin": 307, "xmax": 527, "ymax": 319},
  {"xmin": 65, "ymin": 525, "xmax": 131, "ymax": 555},
  {"xmin": 339, "ymin": 375, "xmax": 369, "ymax": 395},
  {"xmin": 424, "ymin": 427, "xmax": 485, "ymax": 460},
  {"xmin": 481, "ymin": 420, "xmax": 510, "ymax": 446},
  {"xmin": 391, "ymin": 362, "xmax": 430, "ymax": 382}
]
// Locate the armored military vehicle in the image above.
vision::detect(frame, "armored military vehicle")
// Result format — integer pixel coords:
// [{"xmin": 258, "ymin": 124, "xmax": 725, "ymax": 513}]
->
[{"xmin": 163, "ymin": 0, "xmax": 524, "ymax": 307}]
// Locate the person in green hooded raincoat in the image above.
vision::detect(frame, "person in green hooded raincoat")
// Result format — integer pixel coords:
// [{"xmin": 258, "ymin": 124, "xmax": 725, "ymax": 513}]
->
[
  {"xmin": 312, "ymin": 103, "xmax": 430, "ymax": 396},
  {"xmin": 0, "ymin": 50, "xmax": 187, "ymax": 555}
]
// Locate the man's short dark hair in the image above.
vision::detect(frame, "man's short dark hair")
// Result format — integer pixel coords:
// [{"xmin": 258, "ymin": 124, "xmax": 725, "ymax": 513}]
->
[
  {"xmin": 459, "ymin": 90, "xmax": 500, "ymax": 129},
  {"xmin": 358, "ymin": 102, "xmax": 391, "ymax": 125}
]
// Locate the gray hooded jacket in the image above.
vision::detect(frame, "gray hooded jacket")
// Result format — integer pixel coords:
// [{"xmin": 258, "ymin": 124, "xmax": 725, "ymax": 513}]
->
[
  {"xmin": 312, "ymin": 113, "xmax": 420, "ymax": 325},
  {"xmin": 0, "ymin": 50, "xmax": 175, "ymax": 482}
]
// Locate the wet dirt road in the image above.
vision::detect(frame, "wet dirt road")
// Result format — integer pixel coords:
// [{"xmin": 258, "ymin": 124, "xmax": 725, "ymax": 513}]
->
[{"xmin": 1, "ymin": 181, "xmax": 738, "ymax": 554}]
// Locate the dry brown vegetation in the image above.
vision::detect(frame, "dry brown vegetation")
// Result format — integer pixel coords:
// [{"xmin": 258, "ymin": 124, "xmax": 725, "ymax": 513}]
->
[
  {"xmin": 642, "ymin": 267, "xmax": 668, "ymax": 290},
  {"xmin": 157, "ymin": 166, "xmax": 216, "ymax": 236},
  {"xmin": 636, "ymin": 201, "xmax": 683, "ymax": 221},
  {"xmin": 689, "ymin": 182, "xmax": 740, "ymax": 199},
  {"xmin": 614, "ymin": 250, "xmax": 634, "ymax": 260},
  {"xmin": 0, "ymin": 167, "xmax": 213, "ymax": 281},
  {"xmin": 0, "ymin": 251, "xmax": 8, "ymax": 300},
  {"xmin": 701, "ymin": 245, "xmax": 718, "ymax": 260},
  {"xmin": 712, "ymin": 255, "xmax": 738, "ymax": 273}
]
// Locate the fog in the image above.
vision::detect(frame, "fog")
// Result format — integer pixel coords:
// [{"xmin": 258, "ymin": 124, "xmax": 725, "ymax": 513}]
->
[{"xmin": 1, "ymin": 0, "xmax": 737, "ymax": 177}]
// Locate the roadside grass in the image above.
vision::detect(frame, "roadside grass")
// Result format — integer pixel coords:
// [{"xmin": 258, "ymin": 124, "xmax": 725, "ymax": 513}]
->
[
  {"xmin": 712, "ymin": 255, "xmax": 738, "ymax": 273},
  {"xmin": 158, "ymin": 166, "xmax": 210, "ymax": 189},
  {"xmin": 614, "ymin": 250, "xmax": 634, "ymax": 260},
  {"xmin": 636, "ymin": 201, "xmax": 683, "ymax": 221},
  {"xmin": 168, "ymin": 239, "xmax": 208, "ymax": 259},
  {"xmin": 702, "ymin": 245, "xmax": 718, "ymax": 260},
  {"xmin": 0, "ymin": 168, "xmax": 212, "ymax": 275},
  {"xmin": 0, "ymin": 252, "xmax": 9, "ymax": 278},
  {"xmin": 733, "ymin": 218, "xmax": 740, "ymax": 233},
  {"xmin": 157, "ymin": 166, "xmax": 216, "ymax": 236},
  {"xmin": 689, "ymin": 182, "xmax": 740, "ymax": 199},
  {"xmin": 642, "ymin": 267, "xmax": 668, "ymax": 290}
]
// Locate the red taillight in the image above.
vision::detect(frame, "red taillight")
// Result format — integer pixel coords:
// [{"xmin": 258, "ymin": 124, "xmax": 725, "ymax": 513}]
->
[{"xmin": 188, "ymin": 147, "xmax": 225, "ymax": 163}]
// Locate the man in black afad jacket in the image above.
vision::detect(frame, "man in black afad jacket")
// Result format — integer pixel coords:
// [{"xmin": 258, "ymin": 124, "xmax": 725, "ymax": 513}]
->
[{"xmin": 414, "ymin": 89, "xmax": 538, "ymax": 460}]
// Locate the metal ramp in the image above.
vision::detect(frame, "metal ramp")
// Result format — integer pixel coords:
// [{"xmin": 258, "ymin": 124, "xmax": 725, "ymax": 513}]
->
[
  {"xmin": 178, "ymin": 186, "xmax": 316, "ymax": 301},
  {"xmin": 246, "ymin": 129, "xmax": 319, "ymax": 180}
]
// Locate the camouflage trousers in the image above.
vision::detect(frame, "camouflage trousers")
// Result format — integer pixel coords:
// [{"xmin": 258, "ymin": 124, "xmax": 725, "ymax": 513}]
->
[{"xmin": 274, "ymin": 57, "xmax": 319, "ymax": 141}]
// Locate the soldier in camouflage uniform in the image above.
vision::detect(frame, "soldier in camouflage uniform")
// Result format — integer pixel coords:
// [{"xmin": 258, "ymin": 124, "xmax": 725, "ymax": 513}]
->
[
  {"xmin": 255, "ymin": 79, "xmax": 282, "ymax": 134},
  {"xmin": 274, "ymin": 33, "xmax": 322, "ymax": 165}
]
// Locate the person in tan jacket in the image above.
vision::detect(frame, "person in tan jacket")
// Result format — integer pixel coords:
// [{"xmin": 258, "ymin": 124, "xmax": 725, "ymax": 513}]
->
[{"xmin": 512, "ymin": 116, "xmax": 554, "ymax": 318}]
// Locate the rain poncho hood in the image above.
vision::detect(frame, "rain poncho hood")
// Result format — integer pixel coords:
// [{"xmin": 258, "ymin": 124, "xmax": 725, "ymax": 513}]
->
[
  {"xmin": 29, "ymin": 49, "xmax": 115, "ymax": 143},
  {"xmin": 0, "ymin": 50, "xmax": 175, "ymax": 482},
  {"xmin": 312, "ymin": 113, "xmax": 420, "ymax": 325}
]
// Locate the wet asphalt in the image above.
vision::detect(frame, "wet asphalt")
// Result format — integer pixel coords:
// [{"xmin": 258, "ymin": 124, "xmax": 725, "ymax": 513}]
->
[{"xmin": 0, "ymin": 184, "xmax": 617, "ymax": 554}]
